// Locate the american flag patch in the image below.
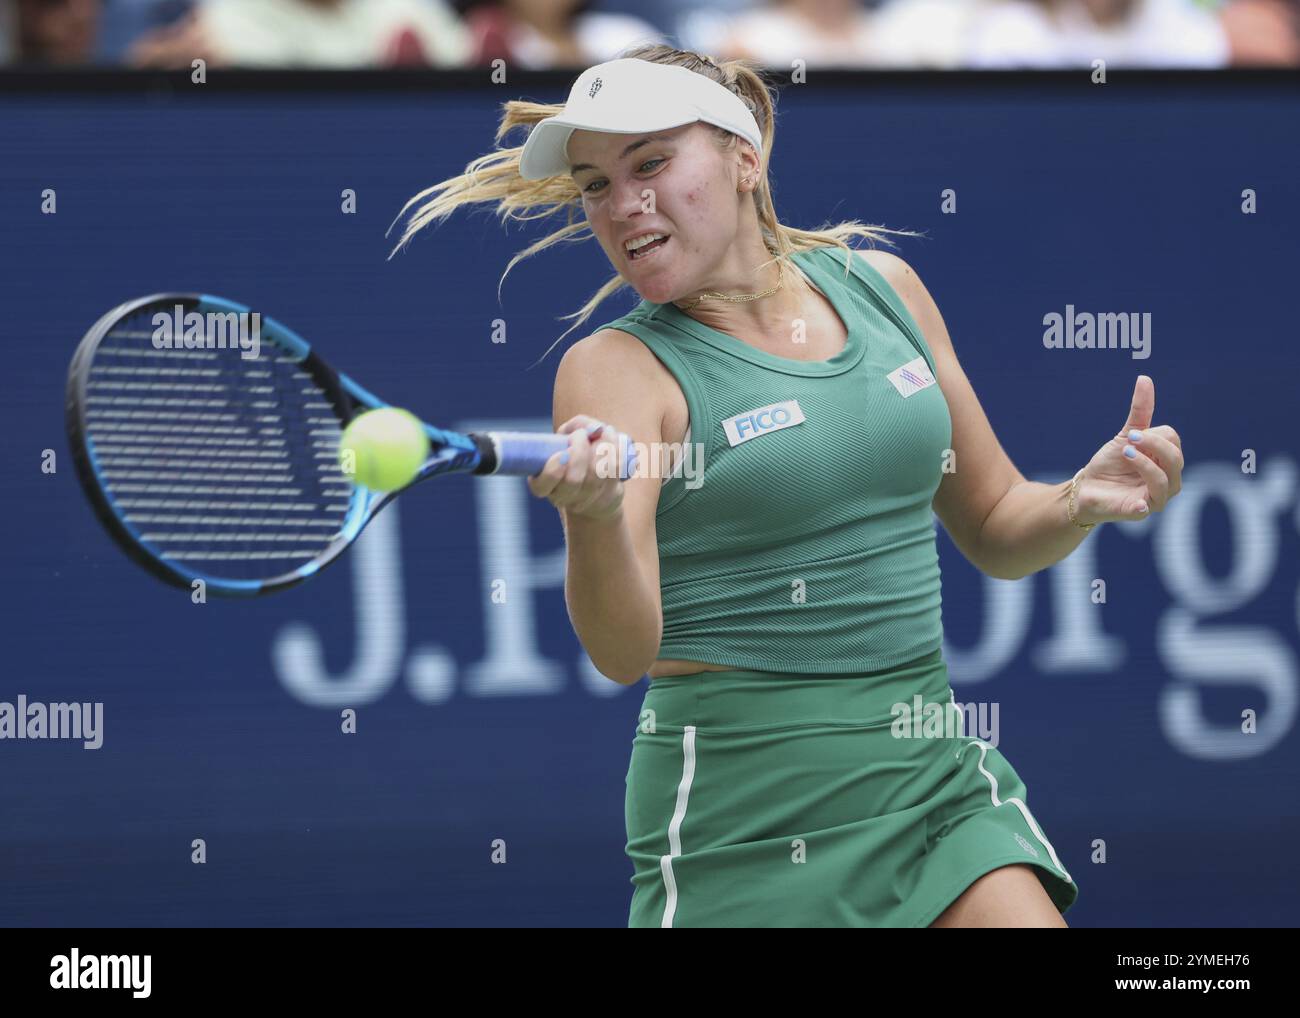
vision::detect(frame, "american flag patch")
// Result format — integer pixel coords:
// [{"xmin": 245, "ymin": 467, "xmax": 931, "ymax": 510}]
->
[{"xmin": 886, "ymin": 356, "xmax": 936, "ymax": 398}]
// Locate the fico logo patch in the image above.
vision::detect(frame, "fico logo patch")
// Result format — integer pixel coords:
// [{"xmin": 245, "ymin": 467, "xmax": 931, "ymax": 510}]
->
[{"xmin": 721, "ymin": 399, "xmax": 806, "ymax": 447}]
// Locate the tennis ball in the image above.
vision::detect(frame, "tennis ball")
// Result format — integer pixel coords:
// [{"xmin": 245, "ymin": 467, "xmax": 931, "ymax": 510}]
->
[{"xmin": 338, "ymin": 407, "xmax": 430, "ymax": 491}]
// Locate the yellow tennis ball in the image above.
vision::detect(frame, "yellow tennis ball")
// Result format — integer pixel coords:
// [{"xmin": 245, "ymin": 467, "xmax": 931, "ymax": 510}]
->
[{"xmin": 338, "ymin": 407, "xmax": 430, "ymax": 491}]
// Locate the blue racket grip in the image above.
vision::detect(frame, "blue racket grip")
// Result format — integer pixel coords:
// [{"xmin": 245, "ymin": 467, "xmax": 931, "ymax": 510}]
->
[{"xmin": 476, "ymin": 429, "xmax": 638, "ymax": 480}]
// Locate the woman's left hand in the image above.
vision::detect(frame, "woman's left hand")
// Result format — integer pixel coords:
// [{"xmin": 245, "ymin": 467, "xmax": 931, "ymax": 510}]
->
[{"xmin": 1074, "ymin": 375, "xmax": 1184, "ymax": 525}]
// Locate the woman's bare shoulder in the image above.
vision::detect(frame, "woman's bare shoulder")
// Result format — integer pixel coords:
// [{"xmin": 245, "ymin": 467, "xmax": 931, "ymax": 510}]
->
[
  {"xmin": 856, "ymin": 248, "xmax": 922, "ymax": 298},
  {"xmin": 555, "ymin": 328, "xmax": 687, "ymax": 444},
  {"xmin": 563, "ymin": 326, "xmax": 661, "ymax": 367}
]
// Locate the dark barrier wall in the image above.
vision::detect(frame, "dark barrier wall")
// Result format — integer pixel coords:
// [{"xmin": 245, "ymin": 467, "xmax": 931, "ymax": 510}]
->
[{"xmin": 1, "ymin": 71, "xmax": 1297, "ymax": 927}]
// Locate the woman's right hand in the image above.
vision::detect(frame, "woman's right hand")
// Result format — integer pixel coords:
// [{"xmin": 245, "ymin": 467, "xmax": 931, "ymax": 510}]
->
[{"xmin": 526, "ymin": 415, "xmax": 638, "ymax": 522}]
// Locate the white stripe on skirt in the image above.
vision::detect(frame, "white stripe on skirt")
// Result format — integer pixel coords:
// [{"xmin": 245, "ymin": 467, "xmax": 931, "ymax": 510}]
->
[{"xmin": 659, "ymin": 725, "xmax": 698, "ymax": 927}]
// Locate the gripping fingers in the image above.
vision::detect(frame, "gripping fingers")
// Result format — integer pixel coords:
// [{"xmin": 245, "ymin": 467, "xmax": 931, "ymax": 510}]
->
[
  {"xmin": 565, "ymin": 429, "xmax": 621, "ymax": 516},
  {"xmin": 527, "ymin": 428, "xmax": 596, "ymax": 509},
  {"xmin": 526, "ymin": 416, "xmax": 628, "ymax": 518},
  {"xmin": 526, "ymin": 438, "xmax": 580, "ymax": 500}
]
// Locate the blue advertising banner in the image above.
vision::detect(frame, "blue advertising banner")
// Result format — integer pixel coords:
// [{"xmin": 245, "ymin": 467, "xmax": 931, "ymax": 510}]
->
[{"xmin": 0, "ymin": 72, "xmax": 1296, "ymax": 926}]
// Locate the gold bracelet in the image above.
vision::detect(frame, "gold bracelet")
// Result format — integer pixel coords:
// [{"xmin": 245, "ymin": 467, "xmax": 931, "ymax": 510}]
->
[{"xmin": 1068, "ymin": 469, "xmax": 1095, "ymax": 531}]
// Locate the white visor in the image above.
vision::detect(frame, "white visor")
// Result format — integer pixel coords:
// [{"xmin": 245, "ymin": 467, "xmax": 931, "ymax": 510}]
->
[{"xmin": 518, "ymin": 57, "xmax": 763, "ymax": 181}]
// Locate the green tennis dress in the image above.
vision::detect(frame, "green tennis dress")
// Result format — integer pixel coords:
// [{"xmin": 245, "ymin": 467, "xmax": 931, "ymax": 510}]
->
[{"xmin": 598, "ymin": 245, "xmax": 1077, "ymax": 927}]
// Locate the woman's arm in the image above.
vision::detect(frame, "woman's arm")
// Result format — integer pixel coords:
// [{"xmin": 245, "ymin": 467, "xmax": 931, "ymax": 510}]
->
[
  {"xmin": 536, "ymin": 329, "xmax": 669, "ymax": 683},
  {"xmin": 859, "ymin": 250, "xmax": 1180, "ymax": 581}
]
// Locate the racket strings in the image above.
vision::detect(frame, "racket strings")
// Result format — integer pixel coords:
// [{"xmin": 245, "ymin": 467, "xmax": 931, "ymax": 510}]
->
[{"xmin": 83, "ymin": 306, "xmax": 352, "ymax": 578}]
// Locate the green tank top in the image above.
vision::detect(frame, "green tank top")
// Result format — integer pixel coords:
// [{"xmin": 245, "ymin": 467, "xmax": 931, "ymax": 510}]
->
[{"xmin": 598, "ymin": 245, "xmax": 952, "ymax": 675}]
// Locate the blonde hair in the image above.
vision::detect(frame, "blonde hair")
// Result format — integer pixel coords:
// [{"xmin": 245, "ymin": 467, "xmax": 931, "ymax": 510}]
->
[{"xmin": 388, "ymin": 44, "xmax": 911, "ymax": 364}]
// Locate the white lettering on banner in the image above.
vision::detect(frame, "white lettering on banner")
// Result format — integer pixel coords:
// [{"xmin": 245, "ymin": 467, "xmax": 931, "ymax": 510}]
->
[
  {"xmin": 938, "ymin": 571, "xmax": 1033, "ymax": 683},
  {"xmin": 1030, "ymin": 534, "xmax": 1127, "ymax": 673},
  {"xmin": 457, "ymin": 426, "xmax": 567, "ymax": 699},
  {"xmin": 272, "ymin": 502, "xmax": 410, "ymax": 706},
  {"xmin": 269, "ymin": 423, "xmax": 1300, "ymax": 762},
  {"xmin": 1153, "ymin": 460, "xmax": 1297, "ymax": 759}
]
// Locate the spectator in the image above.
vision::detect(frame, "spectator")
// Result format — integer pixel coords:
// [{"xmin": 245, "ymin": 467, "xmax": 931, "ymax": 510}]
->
[
  {"xmin": 97, "ymin": 1, "xmax": 197, "ymax": 62},
  {"xmin": 714, "ymin": 0, "xmax": 884, "ymax": 67},
  {"xmin": 636, "ymin": 0, "xmax": 757, "ymax": 61},
  {"xmin": 866, "ymin": 0, "xmax": 978, "ymax": 66},
  {"xmin": 1217, "ymin": 0, "xmax": 1300, "ymax": 64},
  {"xmin": 567, "ymin": 0, "xmax": 680, "ymax": 39},
  {"xmin": 965, "ymin": 0, "xmax": 1232, "ymax": 67},
  {"xmin": 128, "ymin": 0, "xmax": 472, "ymax": 68},
  {"xmin": 460, "ymin": 0, "xmax": 665, "ymax": 69},
  {"xmin": 7, "ymin": 0, "xmax": 102, "ymax": 64}
]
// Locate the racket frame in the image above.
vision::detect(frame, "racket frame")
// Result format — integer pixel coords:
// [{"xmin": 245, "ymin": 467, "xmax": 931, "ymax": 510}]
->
[
  {"xmin": 66, "ymin": 292, "xmax": 629, "ymax": 597},
  {"xmin": 66, "ymin": 293, "xmax": 469, "ymax": 596}
]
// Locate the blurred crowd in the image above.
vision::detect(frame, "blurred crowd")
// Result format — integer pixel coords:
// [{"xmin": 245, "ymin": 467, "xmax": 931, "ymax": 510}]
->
[{"xmin": 2, "ymin": 0, "xmax": 1296, "ymax": 69}]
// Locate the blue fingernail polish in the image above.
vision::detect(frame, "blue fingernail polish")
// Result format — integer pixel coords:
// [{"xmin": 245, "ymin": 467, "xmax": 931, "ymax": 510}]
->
[
  {"xmin": 585, "ymin": 422, "xmax": 603, "ymax": 437},
  {"xmin": 1124, "ymin": 446, "xmax": 1137, "ymax": 458},
  {"xmin": 1128, "ymin": 429, "xmax": 1142, "ymax": 441},
  {"xmin": 559, "ymin": 451, "xmax": 570, "ymax": 464}
]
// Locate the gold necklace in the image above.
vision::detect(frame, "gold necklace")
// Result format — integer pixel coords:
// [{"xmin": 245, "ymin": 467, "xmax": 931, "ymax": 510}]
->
[{"xmin": 674, "ymin": 259, "xmax": 786, "ymax": 313}]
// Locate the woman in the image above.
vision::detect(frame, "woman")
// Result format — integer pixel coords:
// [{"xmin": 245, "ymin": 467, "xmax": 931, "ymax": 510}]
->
[{"xmin": 391, "ymin": 45, "xmax": 1184, "ymax": 927}]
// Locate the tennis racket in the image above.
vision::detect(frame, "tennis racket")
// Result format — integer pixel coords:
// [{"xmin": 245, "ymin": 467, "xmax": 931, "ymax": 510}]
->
[{"xmin": 65, "ymin": 292, "xmax": 635, "ymax": 596}]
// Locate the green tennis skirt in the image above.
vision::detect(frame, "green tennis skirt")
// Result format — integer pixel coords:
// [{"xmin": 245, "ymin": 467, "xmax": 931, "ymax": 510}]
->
[{"xmin": 624, "ymin": 648, "xmax": 1078, "ymax": 927}]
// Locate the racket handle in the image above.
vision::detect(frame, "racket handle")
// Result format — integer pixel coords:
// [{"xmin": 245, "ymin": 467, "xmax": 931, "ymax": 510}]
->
[{"xmin": 470, "ymin": 429, "xmax": 638, "ymax": 480}]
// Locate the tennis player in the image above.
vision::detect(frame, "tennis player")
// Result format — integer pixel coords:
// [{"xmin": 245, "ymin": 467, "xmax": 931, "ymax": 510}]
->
[{"xmin": 392, "ymin": 46, "xmax": 1184, "ymax": 928}]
